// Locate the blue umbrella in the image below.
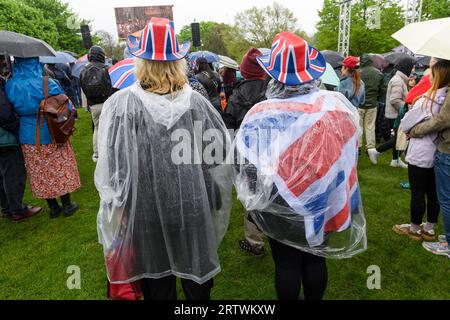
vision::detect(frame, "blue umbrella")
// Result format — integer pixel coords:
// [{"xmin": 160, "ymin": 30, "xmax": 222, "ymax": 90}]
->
[
  {"xmin": 40, "ymin": 51, "xmax": 77, "ymax": 64},
  {"xmin": 71, "ymin": 61, "xmax": 88, "ymax": 78},
  {"xmin": 189, "ymin": 51, "xmax": 219, "ymax": 64}
]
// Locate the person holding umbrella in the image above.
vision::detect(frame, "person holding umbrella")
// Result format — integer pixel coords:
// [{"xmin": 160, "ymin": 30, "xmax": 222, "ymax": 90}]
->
[
  {"xmin": 0, "ymin": 56, "xmax": 42, "ymax": 222},
  {"xmin": 195, "ymin": 57, "xmax": 222, "ymax": 113},
  {"xmin": 5, "ymin": 57, "xmax": 81, "ymax": 219}
]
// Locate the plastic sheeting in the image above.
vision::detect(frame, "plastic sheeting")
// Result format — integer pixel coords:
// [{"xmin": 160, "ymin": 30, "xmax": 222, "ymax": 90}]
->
[
  {"xmin": 95, "ymin": 83, "xmax": 232, "ymax": 284},
  {"xmin": 232, "ymin": 84, "xmax": 367, "ymax": 259}
]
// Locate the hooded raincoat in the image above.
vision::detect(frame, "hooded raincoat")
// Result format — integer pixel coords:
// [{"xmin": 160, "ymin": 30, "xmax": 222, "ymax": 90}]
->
[
  {"xmin": 95, "ymin": 83, "xmax": 232, "ymax": 284},
  {"xmin": 6, "ymin": 57, "xmax": 63, "ymax": 145}
]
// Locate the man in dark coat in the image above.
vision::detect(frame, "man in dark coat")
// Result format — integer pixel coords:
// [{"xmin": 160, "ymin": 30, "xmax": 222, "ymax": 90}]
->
[
  {"xmin": 0, "ymin": 65, "xmax": 41, "ymax": 222},
  {"xmin": 223, "ymin": 48, "xmax": 268, "ymax": 131},
  {"xmin": 359, "ymin": 54, "xmax": 384, "ymax": 150},
  {"xmin": 224, "ymin": 48, "xmax": 268, "ymax": 256}
]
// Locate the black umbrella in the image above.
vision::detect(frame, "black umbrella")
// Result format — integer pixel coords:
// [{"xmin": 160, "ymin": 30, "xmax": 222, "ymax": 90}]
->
[
  {"xmin": 383, "ymin": 52, "xmax": 416, "ymax": 66},
  {"xmin": 321, "ymin": 50, "xmax": 344, "ymax": 69},
  {"xmin": 368, "ymin": 54, "xmax": 389, "ymax": 70},
  {"xmin": 416, "ymin": 55, "xmax": 431, "ymax": 67},
  {"xmin": 0, "ymin": 30, "xmax": 56, "ymax": 58}
]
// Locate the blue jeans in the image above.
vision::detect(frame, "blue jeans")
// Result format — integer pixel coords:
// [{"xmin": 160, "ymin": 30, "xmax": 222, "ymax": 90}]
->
[{"xmin": 435, "ymin": 152, "xmax": 450, "ymax": 243}]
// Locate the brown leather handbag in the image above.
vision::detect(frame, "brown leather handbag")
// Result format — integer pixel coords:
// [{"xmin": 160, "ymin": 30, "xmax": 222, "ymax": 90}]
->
[{"xmin": 36, "ymin": 76, "xmax": 76, "ymax": 150}]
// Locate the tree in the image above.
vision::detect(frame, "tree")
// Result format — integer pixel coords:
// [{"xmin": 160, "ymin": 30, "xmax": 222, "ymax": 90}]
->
[
  {"xmin": 226, "ymin": 2, "xmax": 312, "ymax": 62},
  {"xmin": 315, "ymin": 0, "xmax": 404, "ymax": 55},
  {"xmin": 422, "ymin": 0, "xmax": 450, "ymax": 20},
  {"xmin": 0, "ymin": 0, "xmax": 59, "ymax": 48},
  {"xmin": 20, "ymin": 0, "xmax": 86, "ymax": 54},
  {"xmin": 178, "ymin": 21, "xmax": 231, "ymax": 56},
  {"xmin": 95, "ymin": 30, "xmax": 125, "ymax": 61},
  {"xmin": 233, "ymin": 2, "xmax": 305, "ymax": 49}
]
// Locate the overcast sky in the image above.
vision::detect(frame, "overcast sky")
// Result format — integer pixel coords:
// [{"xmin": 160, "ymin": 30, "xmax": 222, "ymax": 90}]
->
[{"xmin": 63, "ymin": 0, "xmax": 324, "ymax": 38}]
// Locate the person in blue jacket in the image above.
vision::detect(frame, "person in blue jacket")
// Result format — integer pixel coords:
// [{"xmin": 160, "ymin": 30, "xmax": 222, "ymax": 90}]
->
[
  {"xmin": 6, "ymin": 57, "xmax": 81, "ymax": 219},
  {"xmin": 0, "ymin": 56, "xmax": 42, "ymax": 223}
]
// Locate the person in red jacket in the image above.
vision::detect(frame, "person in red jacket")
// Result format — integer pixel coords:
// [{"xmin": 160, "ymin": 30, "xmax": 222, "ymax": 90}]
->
[{"xmin": 406, "ymin": 57, "xmax": 440, "ymax": 105}]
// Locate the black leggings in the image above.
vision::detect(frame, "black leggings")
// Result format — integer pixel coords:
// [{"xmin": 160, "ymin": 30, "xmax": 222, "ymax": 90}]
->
[
  {"xmin": 268, "ymin": 238, "xmax": 328, "ymax": 300},
  {"xmin": 409, "ymin": 165, "xmax": 440, "ymax": 225},
  {"xmin": 141, "ymin": 276, "xmax": 214, "ymax": 300},
  {"xmin": 376, "ymin": 118, "xmax": 400, "ymax": 160}
]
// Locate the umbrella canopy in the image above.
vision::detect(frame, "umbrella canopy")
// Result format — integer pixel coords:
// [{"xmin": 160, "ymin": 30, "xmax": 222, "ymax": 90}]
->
[
  {"xmin": 369, "ymin": 53, "xmax": 389, "ymax": 70},
  {"xmin": 392, "ymin": 17, "xmax": 450, "ymax": 60},
  {"xmin": 416, "ymin": 55, "xmax": 431, "ymax": 67},
  {"xmin": 72, "ymin": 61, "xmax": 88, "ymax": 78},
  {"xmin": 0, "ymin": 30, "xmax": 56, "ymax": 58},
  {"xmin": 383, "ymin": 52, "xmax": 415, "ymax": 65},
  {"xmin": 40, "ymin": 51, "xmax": 77, "ymax": 64},
  {"xmin": 321, "ymin": 50, "xmax": 344, "ymax": 69},
  {"xmin": 218, "ymin": 55, "xmax": 239, "ymax": 70},
  {"xmin": 109, "ymin": 58, "xmax": 136, "ymax": 90},
  {"xmin": 320, "ymin": 63, "xmax": 340, "ymax": 87},
  {"xmin": 189, "ymin": 51, "xmax": 219, "ymax": 64}
]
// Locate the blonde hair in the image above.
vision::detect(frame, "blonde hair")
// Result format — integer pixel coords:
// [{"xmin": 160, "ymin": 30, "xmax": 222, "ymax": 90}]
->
[
  {"xmin": 415, "ymin": 59, "xmax": 450, "ymax": 113},
  {"xmin": 136, "ymin": 58, "xmax": 188, "ymax": 95}
]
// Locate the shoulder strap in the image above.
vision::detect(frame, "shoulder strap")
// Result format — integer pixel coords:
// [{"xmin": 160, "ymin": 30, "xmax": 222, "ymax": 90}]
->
[{"xmin": 43, "ymin": 76, "xmax": 49, "ymax": 99}]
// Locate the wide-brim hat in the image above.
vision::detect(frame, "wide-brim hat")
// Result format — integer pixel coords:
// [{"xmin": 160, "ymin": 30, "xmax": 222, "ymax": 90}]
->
[
  {"xmin": 127, "ymin": 17, "xmax": 190, "ymax": 62},
  {"xmin": 257, "ymin": 32, "xmax": 326, "ymax": 85}
]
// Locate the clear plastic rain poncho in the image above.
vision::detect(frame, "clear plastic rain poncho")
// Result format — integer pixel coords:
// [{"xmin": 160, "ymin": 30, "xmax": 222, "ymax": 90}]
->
[
  {"xmin": 232, "ymin": 80, "xmax": 367, "ymax": 259},
  {"xmin": 95, "ymin": 83, "xmax": 232, "ymax": 284}
]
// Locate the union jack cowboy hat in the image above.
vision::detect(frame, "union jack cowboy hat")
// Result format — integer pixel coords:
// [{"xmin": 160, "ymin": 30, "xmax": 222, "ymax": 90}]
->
[
  {"xmin": 257, "ymin": 32, "xmax": 326, "ymax": 85},
  {"xmin": 127, "ymin": 17, "xmax": 190, "ymax": 61}
]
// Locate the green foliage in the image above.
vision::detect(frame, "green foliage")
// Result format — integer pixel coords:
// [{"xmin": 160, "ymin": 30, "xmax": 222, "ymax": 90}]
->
[
  {"xmin": 316, "ymin": 0, "xmax": 404, "ymax": 55},
  {"xmin": 178, "ymin": 21, "xmax": 232, "ymax": 57},
  {"xmin": 233, "ymin": 2, "xmax": 301, "ymax": 49},
  {"xmin": 422, "ymin": 0, "xmax": 450, "ymax": 20},
  {"xmin": 21, "ymin": 0, "xmax": 86, "ymax": 54},
  {"xmin": 178, "ymin": 2, "xmax": 311, "ymax": 63},
  {"xmin": 0, "ymin": 0, "xmax": 59, "ymax": 48},
  {"xmin": 0, "ymin": 0, "xmax": 91, "ymax": 55}
]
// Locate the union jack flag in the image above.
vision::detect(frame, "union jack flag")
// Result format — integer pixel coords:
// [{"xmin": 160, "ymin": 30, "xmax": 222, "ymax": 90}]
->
[
  {"xmin": 109, "ymin": 58, "xmax": 136, "ymax": 90},
  {"xmin": 236, "ymin": 91, "xmax": 360, "ymax": 247}
]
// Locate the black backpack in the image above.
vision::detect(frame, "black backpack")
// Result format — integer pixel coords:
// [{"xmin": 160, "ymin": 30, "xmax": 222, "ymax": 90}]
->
[{"xmin": 81, "ymin": 64, "xmax": 112, "ymax": 104}]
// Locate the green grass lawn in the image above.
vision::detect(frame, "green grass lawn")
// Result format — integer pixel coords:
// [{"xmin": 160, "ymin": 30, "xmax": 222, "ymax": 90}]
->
[{"xmin": 0, "ymin": 110, "xmax": 449, "ymax": 300}]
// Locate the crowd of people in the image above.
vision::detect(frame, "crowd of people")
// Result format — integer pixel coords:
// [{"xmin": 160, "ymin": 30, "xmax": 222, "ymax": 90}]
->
[{"xmin": 0, "ymin": 16, "xmax": 449, "ymax": 301}]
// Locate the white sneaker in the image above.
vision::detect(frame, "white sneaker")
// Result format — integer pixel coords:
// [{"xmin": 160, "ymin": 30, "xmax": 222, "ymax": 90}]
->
[
  {"xmin": 390, "ymin": 159, "xmax": 408, "ymax": 169},
  {"xmin": 92, "ymin": 155, "xmax": 98, "ymax": 163},
  {"xmin": 439, "ymin": 235, "xmax": 448, "ymax": 243},
  {"xmin": 367, "ymin": 148, "xmax": 380, "ymax": 165}
]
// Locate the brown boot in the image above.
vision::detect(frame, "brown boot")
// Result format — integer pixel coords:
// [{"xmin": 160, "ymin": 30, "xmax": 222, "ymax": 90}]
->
[{"xmin": 12, "ymin": 206, "xmax": 42, "ymax": 223}]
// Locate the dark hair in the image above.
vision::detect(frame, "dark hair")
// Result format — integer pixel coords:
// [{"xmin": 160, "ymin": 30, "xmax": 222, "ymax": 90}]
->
[{"xmin": 196, "ymin": 57, "xmax": 214, "ymax": 78}]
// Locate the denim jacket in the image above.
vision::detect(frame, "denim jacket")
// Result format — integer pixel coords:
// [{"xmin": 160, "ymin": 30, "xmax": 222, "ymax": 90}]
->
[{"xmin": 338, "ymin": 77, "xmax": 366, "ymax": 108}]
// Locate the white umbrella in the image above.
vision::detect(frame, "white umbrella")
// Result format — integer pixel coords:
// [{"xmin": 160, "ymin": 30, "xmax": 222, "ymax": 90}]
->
[
  {"xmin": 218, "ymin": 55, "xmax": 239, "ymax": 70},
  {"xmin": 392, "ymin": 17, "xmax": 450, "ymax": 60}
]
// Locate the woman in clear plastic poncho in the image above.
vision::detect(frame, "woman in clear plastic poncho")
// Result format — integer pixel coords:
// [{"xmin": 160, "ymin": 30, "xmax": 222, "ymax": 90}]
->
[
  {"xmin": 95, "ymin": 18, "xmax": 232, "ymax": 300},
  {"xmin": 232, "ymin": 32, "xmax": 367, "ymax": 300}
]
